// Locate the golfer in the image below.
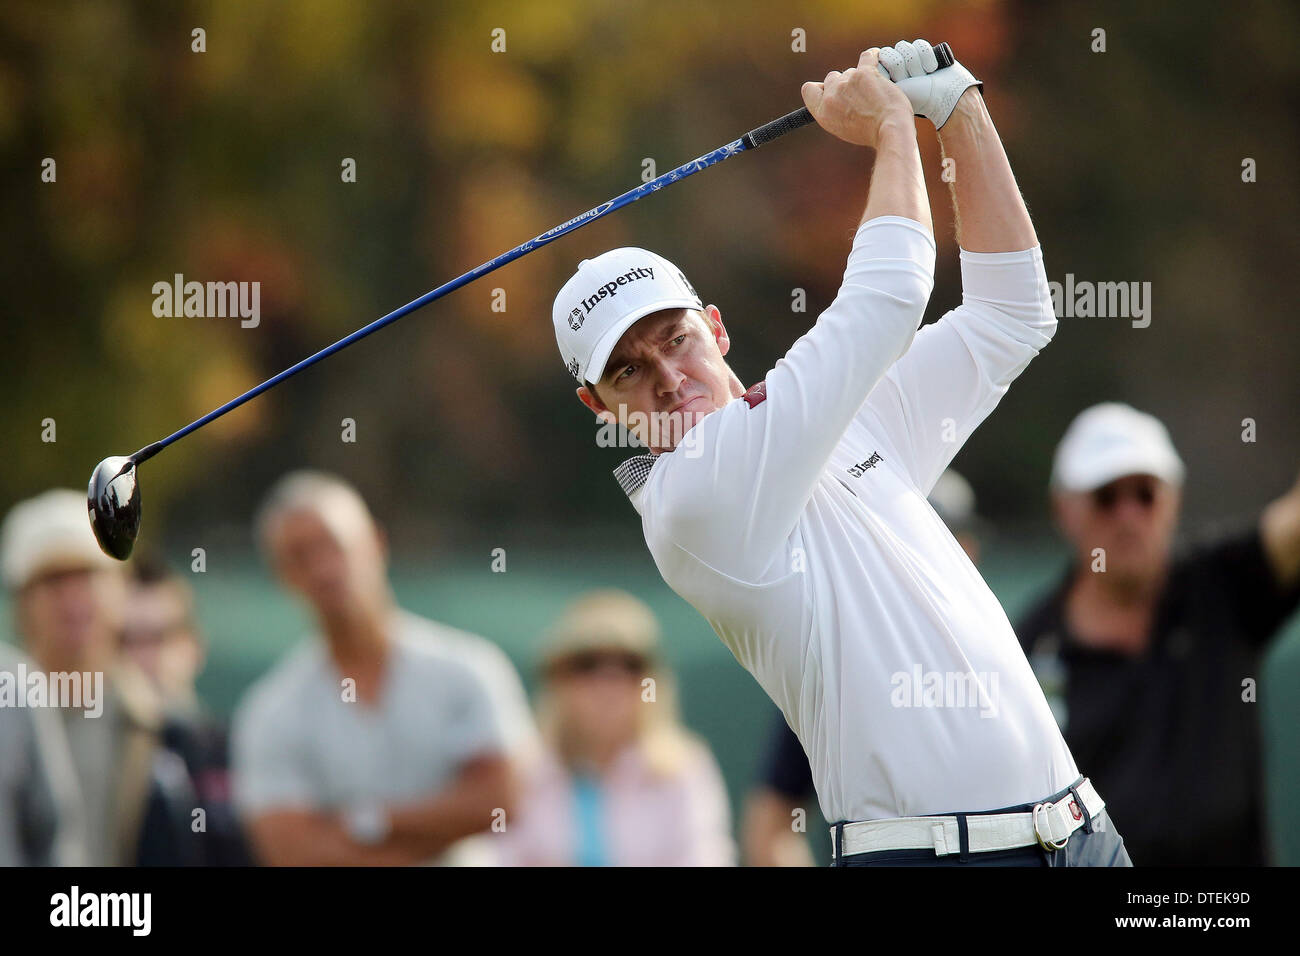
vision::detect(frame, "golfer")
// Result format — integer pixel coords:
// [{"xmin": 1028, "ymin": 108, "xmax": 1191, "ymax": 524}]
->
[{"xmin": 550, "ymin": 40, "xmax": 1130, "ymax": 866}]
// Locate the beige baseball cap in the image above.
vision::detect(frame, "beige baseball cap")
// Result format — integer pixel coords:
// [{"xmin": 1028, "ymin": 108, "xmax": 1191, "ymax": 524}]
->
[
  {"xmin": 552, "ymin": 247, "xmax": 703, "ymax": 385},
  {"xmin": 1, "ymin": 489, "xmax": 119, "ymax": 590},
  {"xmin": 1051, "ymin": 402, "xmax": 1186, "ymax": 493},
  {"xmin": 539, "ymin": 589, "xmax": 660, "ymax": 671}
]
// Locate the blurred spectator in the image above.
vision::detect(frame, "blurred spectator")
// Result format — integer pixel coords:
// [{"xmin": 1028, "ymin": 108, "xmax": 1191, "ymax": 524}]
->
[
  {"xmin": 231, "ymin": 471, "xmax": 529, "ymax": 865},
  {"xmin": 122, "ymin": 556, "xmax": 206, "ymax": 714},
  {"xmin": 122, "ymin": 556, "xmax": 251, "ymax": 865},
  {"xmin": 928, "ymin": 469, "xmax": 984, "ymax": 566},
  {"xmin": 1017, "ymin": 403, "xmax": 1300, "ymax": 865},
  {"xmin": 0, "ymin": 641, "xmax": 68, "ymax": 865},
  {"xmin": 0, "ymin": 490, "xmax": 198, "ymax": 866},
  {"xmin": 740, "ymin": 715, "xmax": 819, "ymax": 868},
  {"xmin": 742, "ymin": 469, "xmax": 984, "ymax": 866},
  {"xmin": 496, "ymin": 590, "xmax": 735, "ymax": 866}
]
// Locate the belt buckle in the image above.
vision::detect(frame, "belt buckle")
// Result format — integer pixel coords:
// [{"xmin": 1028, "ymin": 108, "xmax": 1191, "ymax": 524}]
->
[{"xmin": 1032, "ymin": 801, "xmax": 1070, "ymax": 852}]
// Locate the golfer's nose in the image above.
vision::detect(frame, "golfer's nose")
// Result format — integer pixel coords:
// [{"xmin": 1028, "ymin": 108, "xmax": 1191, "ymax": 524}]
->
[{"xmin": 653, "ymin": 358, "xmax": 686, "ymax": 396}]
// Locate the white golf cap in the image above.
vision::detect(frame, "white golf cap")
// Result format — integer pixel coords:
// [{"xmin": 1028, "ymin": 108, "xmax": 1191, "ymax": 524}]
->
[
  {"xmin": 553, "ymin": 247, "xmax": 703, "ymax": 384},
  {"xmin": 1, "ymin": 489, "xmax": 118, "ymax": 591},
  {"xmin": 1051, "ymin": 402, "xmax": 1186, "ymax": 493}
]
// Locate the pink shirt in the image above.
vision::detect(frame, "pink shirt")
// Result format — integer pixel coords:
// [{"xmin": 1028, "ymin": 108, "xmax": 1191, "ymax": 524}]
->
[{"xmin": 496, "ymin": 738, "xmax": 736, "ymax": 866}]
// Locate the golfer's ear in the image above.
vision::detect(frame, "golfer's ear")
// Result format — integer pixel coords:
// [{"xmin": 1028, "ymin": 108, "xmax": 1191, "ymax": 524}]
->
[
  {"xmin": 704, "ymin": 304, "xmax": 730, "ymax": 356},
  {"xmin": 577, "ymin": 385, "xmax": 617, "ymax": 424}
]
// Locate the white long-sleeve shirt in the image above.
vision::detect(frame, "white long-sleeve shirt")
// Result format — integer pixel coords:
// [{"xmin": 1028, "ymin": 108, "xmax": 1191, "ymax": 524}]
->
[{"xmin": 614, "ymin": 216, "xmax": 1079, "ymax": 824}]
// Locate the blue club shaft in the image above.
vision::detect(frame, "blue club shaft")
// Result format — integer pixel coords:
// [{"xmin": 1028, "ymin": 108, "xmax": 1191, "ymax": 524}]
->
[{"xmin": 131, "ymin": 106, "xmax": 816, "ymax": 465}]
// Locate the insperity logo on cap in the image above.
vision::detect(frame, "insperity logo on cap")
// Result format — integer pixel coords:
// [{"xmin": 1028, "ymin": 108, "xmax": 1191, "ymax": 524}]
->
[{"xmin": 552, "ymin": 247, "xmax": 703, "ymax": 384}]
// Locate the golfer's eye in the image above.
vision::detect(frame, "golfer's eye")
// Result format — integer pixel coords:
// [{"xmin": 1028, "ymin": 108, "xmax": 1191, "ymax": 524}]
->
[
  {"xmin": 668, "ymin": 335, "xmax": 687, "ymax": 348},
  {"xmin": 617, "ymin": 365, "xmax": 636, "ymax": 382}
]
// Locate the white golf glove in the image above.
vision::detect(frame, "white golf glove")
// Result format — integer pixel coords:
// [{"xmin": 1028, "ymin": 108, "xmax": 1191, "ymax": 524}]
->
[{"xmin": 876, "ymin": 39, "xmax": 982, "ymax": 129}]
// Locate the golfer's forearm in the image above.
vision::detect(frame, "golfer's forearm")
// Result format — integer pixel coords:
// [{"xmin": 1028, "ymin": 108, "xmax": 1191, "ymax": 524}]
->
[
  {"xmin": 937, "ymin": 92, "xmax": 1036, "ymax": 252},
  {"xmin": 860, "ymin": 122, "xmax": 932, "ymax": 234}
]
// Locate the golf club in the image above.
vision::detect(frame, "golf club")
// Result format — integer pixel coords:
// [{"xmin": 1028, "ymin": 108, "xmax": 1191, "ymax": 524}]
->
[{"xmin": 87, "ymin": 43, "xmax": 956, "ymax": 560}]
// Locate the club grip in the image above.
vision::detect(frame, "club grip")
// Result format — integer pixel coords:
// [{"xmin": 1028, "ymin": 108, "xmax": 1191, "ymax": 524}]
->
[
  {"xmin": 877, "ymin": 40, "xmax": 955, "ymax": 78},
  {"xmin": 742, "ymin": 107, "xmax": 816, "ymax": 149}
]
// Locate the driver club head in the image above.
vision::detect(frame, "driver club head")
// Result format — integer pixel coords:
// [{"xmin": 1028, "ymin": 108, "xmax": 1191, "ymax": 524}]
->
[{"xmin": 87, "ymin": 456, "xmax": 141, "ymax": 560}]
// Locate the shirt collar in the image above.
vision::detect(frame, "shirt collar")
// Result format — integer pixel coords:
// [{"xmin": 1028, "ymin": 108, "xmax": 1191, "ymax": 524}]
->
[
  {"xmin": 612, "ymin": 454, "xmax": 660, "ymax": 512},
  {"xmin": 609, "ymin": 391, "xmax": 748, "ymax": 510}
]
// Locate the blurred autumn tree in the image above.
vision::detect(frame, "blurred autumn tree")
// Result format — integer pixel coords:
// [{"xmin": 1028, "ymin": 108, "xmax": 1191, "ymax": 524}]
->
[{"xmin": 1, "ymin": 0, "xmax": 1296, "ymax": 558}]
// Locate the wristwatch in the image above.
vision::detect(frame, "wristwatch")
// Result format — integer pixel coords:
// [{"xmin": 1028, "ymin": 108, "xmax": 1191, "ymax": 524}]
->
[{"xmin": 343, "ymin": 804, "xmax": 391, "ymax": 845}]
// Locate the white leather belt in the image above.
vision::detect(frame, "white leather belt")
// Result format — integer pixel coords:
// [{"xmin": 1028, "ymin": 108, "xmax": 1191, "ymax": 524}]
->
[{"xmin": 833, "ymin": 778, "xmax": 1105, "ymax": 861}]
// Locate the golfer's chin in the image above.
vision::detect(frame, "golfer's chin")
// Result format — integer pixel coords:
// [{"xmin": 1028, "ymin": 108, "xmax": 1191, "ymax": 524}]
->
[{"xmin": 652, "ymin": 401, "xmax": 717, "ymax": 452}]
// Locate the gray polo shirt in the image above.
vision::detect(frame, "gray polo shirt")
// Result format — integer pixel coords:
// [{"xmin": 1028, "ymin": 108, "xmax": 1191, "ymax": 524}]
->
[{"xmin": 231, "ymin": 612, "xmax": 507, "ymax": 819}]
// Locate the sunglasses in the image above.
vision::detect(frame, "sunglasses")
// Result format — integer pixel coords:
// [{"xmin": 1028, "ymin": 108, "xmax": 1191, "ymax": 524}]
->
[
  {"xmin": 120, "ymin": 622, "xmax": 192, "ymax": 648},
  {"xmin": 551, "ymin": 651, "xmax": 647, "ymax": 678},
  {"xmin": 1090, "ymin": 478, "xmax": 1158, "ymax": 512}
]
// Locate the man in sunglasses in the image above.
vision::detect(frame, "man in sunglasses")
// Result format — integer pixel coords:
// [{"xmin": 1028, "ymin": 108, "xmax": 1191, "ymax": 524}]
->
[{"xmin": 1017, "ymin": 402, "xmax": 1300, "ymax": 865}]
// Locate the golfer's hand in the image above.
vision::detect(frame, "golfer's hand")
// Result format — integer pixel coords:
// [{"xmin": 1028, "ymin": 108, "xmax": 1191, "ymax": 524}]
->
[{"xmin": 802, "ymin": 49, "xmax": 915, "ymax": 147}]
